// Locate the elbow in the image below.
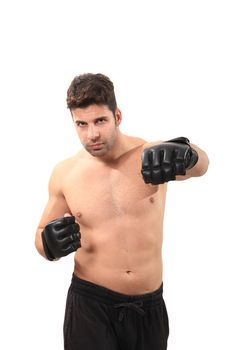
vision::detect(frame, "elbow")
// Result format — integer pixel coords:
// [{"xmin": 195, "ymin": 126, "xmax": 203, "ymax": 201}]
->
[{"xmin": 35, "ymin": 237, "xmax": 40, "ymax": 254}]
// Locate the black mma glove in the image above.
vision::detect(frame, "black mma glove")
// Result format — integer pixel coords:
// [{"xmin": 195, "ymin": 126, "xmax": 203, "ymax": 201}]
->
[
  {"xmin": 41, "ymin": 216, "xmax": 81, "ymax": 261},
  {"xmin": 141, "ymin": 137, "xmax": 198, "ymax": 185}
]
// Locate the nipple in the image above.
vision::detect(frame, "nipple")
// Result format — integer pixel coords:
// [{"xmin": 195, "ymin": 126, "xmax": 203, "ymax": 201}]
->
[
  {"xmin": 76, "ymin": 212, "xmax": 82, "ymax": 218},
  {"xmin": 149, "ymin": 197, "xmax": 155, "ymax": 203}
]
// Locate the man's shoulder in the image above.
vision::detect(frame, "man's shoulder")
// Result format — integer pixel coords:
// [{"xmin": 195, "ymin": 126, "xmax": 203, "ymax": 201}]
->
[
  {"xmin": 124, "ymin": 136, "xmax": 163, "ymax": 153},
  {"xmin": 126, "ymin": 136, "xmax": 147, "ymax": 149},
  {"xmin": 142, "ymin": 140, "xmax": 163, "ymax": 150},
  {"xmin": 51, "ymin": 152, "xmax": 83, "ymax": 177}
]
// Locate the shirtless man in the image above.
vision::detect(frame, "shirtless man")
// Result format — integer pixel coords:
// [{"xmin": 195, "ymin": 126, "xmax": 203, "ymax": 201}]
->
[{"xmin": 35, "ymin": 73, "xmax": 209, "ymax": 350}]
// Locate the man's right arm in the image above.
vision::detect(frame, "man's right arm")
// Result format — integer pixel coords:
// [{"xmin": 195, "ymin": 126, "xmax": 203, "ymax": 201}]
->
[{"xmin": 35, "ymin": 163, "xmax": 81, "ymax": 260}]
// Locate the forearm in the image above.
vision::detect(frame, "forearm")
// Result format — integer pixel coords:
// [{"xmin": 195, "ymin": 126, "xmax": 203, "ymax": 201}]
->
[
  {"xmin": 35, "ymin": 228, "xmax": 48, "ymax": 259},
  {"xmin": 185, "ymin": 143, "xmax": 209, "ymax": 178}
]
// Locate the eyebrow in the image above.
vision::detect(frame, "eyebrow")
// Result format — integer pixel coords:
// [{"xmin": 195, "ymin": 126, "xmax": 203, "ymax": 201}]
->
[{"xmin": 75, "ymin": 116, "xmax": 108, "ymax": 123}]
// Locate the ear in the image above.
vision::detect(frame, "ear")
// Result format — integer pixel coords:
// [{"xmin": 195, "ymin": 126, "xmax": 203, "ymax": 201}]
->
[{"xmin": 114, "ymin": 108, "xmax": 122, "ymax": 126}]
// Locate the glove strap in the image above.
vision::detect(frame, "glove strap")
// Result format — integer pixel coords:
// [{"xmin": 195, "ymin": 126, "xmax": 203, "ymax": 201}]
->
[
  {"xmin": 41, "ymin": 230, "xmax": 56, "ymax": 261},
  {"xmin": 167, "ymin": 136, "xmax": 198, "ymax": 169}
]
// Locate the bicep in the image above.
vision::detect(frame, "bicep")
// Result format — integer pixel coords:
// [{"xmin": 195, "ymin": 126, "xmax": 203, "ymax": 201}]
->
[
  {"xmin": 37, "ymin": 193, "xmax": 71, "ymax": 229},
  {"xmin": 37, "ymin": 164, "xmax": 71, "ymax": 229}
]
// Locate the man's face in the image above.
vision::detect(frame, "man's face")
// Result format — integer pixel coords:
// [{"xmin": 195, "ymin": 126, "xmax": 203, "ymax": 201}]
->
[{"xmin": 72, "ymin": 104, "xmax": 122, "ymax": 157}]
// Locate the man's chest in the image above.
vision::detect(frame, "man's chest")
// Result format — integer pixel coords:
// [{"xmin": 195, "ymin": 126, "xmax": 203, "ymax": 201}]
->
[{"xmin": 62, "ymin": 160, "xmax": 160, "ymax": 225}]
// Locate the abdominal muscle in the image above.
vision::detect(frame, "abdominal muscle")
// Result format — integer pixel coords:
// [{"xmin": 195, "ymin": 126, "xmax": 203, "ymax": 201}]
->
[{"xmin": 73, "ymin": 215, "xmax": 164, "ymax": 295}]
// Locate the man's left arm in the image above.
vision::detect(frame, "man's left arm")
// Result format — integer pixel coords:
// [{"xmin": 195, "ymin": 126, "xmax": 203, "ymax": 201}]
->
[{"xmin": 141, "ymin": 137, "xmax": 209, "ymax": 185}]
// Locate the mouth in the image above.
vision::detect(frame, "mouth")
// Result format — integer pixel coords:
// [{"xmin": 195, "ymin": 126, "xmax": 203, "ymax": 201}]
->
[{"xmin": 88, "ymin": 143, "xmax": 104, "ymax": 150}]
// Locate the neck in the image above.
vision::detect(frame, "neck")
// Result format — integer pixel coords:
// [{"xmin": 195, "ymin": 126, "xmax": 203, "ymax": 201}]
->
[{"xmin": 87, "ymin": 133, "xmax": 131, "ymax": 164}]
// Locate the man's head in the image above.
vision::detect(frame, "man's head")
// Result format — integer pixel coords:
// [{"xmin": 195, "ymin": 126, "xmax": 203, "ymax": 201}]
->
[
  {"xmin": 67, "ymin": 73, "xmax": 117, "ymax": 115},
  {"xmin": 67, "ymin": 73, "xmax": 122, "ymax": 158}
]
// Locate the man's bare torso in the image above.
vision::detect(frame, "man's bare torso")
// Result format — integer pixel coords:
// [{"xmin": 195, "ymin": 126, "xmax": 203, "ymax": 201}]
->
[{"xmin": 60, "ymin": 138, "xmax": 167, "ymax": 295}]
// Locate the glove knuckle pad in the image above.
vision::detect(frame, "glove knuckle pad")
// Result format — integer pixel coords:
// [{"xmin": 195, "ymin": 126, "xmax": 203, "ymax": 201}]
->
[{"xmin": 141, "ymin": 138, "xmax": 193, "ymax": 185}]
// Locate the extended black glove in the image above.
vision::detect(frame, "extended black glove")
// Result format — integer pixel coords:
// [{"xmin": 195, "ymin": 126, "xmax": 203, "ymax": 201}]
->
[
  {"xmin": 41, "ymin": 216, "xmax": 81, "ymax": 261},
  {"xmin": 141, "ymin": 137, "xmax": 198, "ymax": 185}
]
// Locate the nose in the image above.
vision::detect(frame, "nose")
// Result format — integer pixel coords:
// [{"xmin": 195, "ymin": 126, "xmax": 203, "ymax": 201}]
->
[{"xmin": 87, "ymin": 125, "xmax": 100, "ymax": 142}]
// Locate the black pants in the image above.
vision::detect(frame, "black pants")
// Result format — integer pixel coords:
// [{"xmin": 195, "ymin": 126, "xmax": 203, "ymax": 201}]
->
[{"xmin": 64, "ymin": 274, "xmax": 169, "ymax": 350}]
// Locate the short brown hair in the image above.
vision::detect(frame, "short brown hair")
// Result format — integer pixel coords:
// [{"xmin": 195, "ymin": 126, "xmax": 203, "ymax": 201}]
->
[{"xmin": 66, "ymin": 73, "xmax": 117, "ymax": 114}]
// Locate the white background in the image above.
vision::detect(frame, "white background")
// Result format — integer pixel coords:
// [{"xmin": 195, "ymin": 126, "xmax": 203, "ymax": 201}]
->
[{"xmin": 0, "ymin": 0, "xmax": 232, "ymax": 349}]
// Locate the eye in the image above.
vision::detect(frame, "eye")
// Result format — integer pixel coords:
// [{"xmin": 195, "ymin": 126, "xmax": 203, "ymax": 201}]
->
[
  {"xmin": 96, "ymin": 118, "xmax": 107, "ymax": 125},
  {"xmin": 76, "ymin": 121, "xmax": 87, "ymax": 128}
]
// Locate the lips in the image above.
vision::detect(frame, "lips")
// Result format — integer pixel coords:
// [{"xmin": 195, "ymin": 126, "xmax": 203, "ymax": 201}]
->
[{"xmin": 89, "ymin": 143, "xmax": 103, "ymax": 150}]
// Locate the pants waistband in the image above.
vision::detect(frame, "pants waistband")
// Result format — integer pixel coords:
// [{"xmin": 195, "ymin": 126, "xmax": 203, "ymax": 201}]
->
[{"xmin": 70, "ymin": 273, "xmax": 163, "ymax": 306}]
